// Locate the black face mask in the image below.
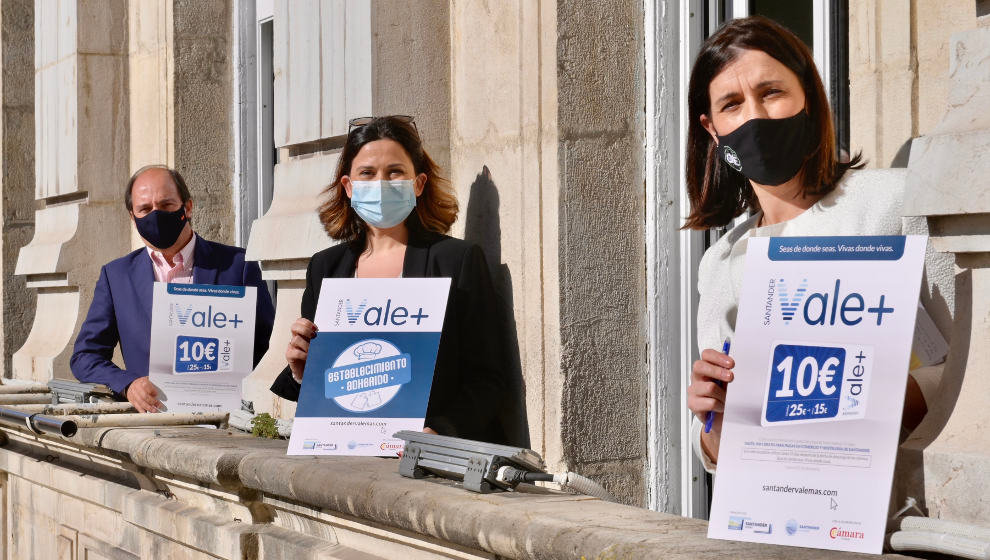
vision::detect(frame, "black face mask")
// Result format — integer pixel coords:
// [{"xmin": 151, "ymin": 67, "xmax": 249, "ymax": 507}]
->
[
  {"xmin": 134, "ymin": 207, "xmax": 187, "ymax": 249},
  {"xmin": 715, "ymin": 111, "xmax": 813, "ymax": 186}
]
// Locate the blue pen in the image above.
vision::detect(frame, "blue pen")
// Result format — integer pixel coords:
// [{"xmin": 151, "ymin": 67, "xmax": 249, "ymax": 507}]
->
[{"xmin": 704, "ymin": 338, "xmax": 731, "ymax": 433}]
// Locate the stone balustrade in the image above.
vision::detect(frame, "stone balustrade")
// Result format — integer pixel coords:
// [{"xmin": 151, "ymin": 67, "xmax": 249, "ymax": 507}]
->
[{"xmin": 0, "ymin": 422, "xmax": 914, "ymax": 559}]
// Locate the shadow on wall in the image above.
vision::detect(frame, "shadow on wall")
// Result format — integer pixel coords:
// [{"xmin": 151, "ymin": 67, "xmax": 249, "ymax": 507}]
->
[{"xmin": 462, "ymin": 166, "xmax": 530, "ymax": 448}]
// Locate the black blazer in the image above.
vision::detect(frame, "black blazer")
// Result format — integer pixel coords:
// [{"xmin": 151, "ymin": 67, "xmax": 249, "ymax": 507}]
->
[{"xmin": 271, "ymin": 231, "xmax": 508, "ymax": 443}]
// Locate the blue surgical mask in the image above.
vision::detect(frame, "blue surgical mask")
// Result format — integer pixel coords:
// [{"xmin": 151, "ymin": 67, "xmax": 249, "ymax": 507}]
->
[{"xmin": 349, "ymin": 179, "xmax": 417, "ymax": 229}]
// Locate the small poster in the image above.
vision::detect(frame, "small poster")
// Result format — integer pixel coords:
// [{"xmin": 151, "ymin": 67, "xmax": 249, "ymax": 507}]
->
[
  {"xmin": 707, "ymin": 236, "xmax": 926, "ymax": 554},
  {"xmin": 149, "ymin": 283, "xmax": 257, "ymax": 413},
  {"xmin": 287, "ymin": 278, "xmax": 450, "ymax": 456}
]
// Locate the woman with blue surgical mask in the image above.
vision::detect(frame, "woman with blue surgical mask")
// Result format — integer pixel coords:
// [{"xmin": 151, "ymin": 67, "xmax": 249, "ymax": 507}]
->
[
  {"xmin": 683, "ymin": 17, "xmax": 933, "ymax": 473},
  {"xmin": 271, "ymin": 115, "xmax": 511, "ymax": 444}
]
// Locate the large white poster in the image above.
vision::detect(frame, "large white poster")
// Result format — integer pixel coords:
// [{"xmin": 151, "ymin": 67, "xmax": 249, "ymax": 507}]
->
[
  {"xmin": 287, "ymin": 278, "xmax": 451, "ymax": 456},
  {"xmin": 708, "ymin": 235, "xmax": 926, "ymax": 554},
  {"xmin": 149, "ymin": 283, "xmax": 257, "ymax": 413}
]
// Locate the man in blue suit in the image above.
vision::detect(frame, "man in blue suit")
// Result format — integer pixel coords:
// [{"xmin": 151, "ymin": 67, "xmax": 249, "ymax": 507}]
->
[{"xmin": 70, "ymin": 165, "xmax": 275, "ymax": 412}]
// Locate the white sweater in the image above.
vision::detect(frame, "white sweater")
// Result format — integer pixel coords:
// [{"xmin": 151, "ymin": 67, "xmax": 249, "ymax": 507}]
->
[{"xmin": 690, "ymin": 169, "xmax": 938, "ymax": 473}]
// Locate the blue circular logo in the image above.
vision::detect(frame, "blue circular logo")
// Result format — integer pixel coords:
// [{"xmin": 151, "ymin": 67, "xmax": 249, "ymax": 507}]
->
[
  {"xmin": 785, "ymin": 519, "xmax": 798, "ymax": 535},
  {"xmin": 328, "ymin": 338, "xmax": 404, "ymax": 413}
]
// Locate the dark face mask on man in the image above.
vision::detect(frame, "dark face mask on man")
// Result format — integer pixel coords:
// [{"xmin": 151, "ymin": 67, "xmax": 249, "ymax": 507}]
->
[
  {"xmin": 715, "ymin": 110, "xmax": 814, "ymax": 186},
  {"xmin": 133, "ymin": 207, "xmax": 188, "ymax": 249}
]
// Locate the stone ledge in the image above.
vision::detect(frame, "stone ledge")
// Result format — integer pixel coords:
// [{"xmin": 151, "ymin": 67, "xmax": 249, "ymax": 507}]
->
[
  {"xmin": 64, "ymin": 426, "xmax": 912, "ymax": 560},
  {"xmin": 77, "ymin": 425, "xmax": 287, "ymax": 489}
]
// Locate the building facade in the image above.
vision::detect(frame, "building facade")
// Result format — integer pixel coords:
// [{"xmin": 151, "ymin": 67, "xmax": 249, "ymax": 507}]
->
[{"xmin": 0, "ymin": 0, "xmax": 985, "ymax": 537}]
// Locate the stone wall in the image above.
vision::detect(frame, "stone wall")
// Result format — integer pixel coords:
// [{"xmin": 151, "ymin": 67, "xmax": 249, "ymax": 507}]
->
[
  {"xmin": 556, "ymin": 0, "xmax": 648, "ymax": 505},
  {"xmin": 172, "ymin": 0, "xmax": 236, "ymax": 245},
  {"xmin": 899, "ymin": 24, "xmax": 990, "ymax": 525},
  {"xmin": 128, "ymin": 0, "xmax": 172, "ymax": 252},
  {"xmin": 372, "ymin": 0, "xmax": 451, "ymax": 175},
  {"xmin": 447, "ymin": 0, "xmax": 557, "ymax": 468},
  {"xmin": 0, "ymin": 0, "xmax": 34, "ymax": 377},
  {"xmin": 127, "ymin": 0, "xmax": 238, "ymax": 249},
  {"xmin": 444, "ymin": 0, "xmax": 650, "ymax": 505},
  {"xmin": 848, "ymin": 0, "xmax": 977, "ymax": 167}
]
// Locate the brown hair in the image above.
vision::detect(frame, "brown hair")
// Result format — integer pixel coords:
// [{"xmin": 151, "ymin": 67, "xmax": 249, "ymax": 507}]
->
[
  {"xmin": 319, "ymin": 116, "xmax": 458, "ymax": 241},
  {"xmin": 683, "ymin": 16, "xmax": 862, "ymax": 230},
  {"xmin": 124, "ymin": 164, "xmax": 191, "ymax": 212}
]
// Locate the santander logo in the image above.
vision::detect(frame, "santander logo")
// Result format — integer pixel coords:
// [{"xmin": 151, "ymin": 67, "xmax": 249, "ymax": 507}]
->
[{"xmin": 829, "ymin": 527, "xmax": 864, "ymax": 539}]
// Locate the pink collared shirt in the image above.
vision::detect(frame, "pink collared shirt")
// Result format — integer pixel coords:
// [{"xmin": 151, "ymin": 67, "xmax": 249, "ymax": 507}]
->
[{"xmin": 147, "ymin": 234, "xmax": 196, "ymax": 283}]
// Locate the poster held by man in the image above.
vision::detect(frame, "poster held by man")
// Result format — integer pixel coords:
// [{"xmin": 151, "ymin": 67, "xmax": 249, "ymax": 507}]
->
[{"xmin": 148, "ymin": 283, "xmax": 257, "ymax": 413}]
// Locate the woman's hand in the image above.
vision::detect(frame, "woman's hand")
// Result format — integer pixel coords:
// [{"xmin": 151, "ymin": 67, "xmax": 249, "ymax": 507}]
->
[
  {"xmin": 687, "ymin": 348, "xmax": 735, "ymax": 463},
  {"xmin": 286, "ymin": 318, "xmax": 318, "ymax": 381}
]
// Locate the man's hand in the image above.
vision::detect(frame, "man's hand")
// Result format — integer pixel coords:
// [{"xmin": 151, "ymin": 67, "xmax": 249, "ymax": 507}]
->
[{"xmin": 126, "ymin": 377, "xmax": 163, "ymax": 413}]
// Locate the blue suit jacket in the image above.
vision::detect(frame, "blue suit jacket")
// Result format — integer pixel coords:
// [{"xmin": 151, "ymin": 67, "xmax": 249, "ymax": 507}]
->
[{"xmin": 70, "ymin": 237, "xmax": 276, "ymax": 396}]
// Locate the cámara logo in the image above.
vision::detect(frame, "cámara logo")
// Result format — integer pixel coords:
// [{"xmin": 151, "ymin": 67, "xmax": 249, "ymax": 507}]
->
[{"xmin": 829, "ymin": 527, "xmax": 864, "ymax": 540}]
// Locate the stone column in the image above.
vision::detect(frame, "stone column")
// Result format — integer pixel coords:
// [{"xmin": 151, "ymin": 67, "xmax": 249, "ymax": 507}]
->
[
  {"xmin": 11, "ymin": 1, "xmax": 129, "ymax": 382},
  {"xmin": 901, "ymin": 26, "xmax": 990, "ymax": 524},
  {"xmin": 128, "ymin": 0, "xmax": 235, "ymax": 248},
  {"xmin": 555, "ymin": 0, "xmax": 648, "ymax": 505},
  {"xmin": 0, "ymin": 0, "xmax": 35, "ymax": 377},
  {"xmin": 172, "ymin": 0, "xmax": 234, "ymax": 244}
]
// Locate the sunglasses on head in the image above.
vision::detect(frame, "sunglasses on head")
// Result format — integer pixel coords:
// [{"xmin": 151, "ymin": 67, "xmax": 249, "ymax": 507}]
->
[{"xmin": 347, "ymin": 115, "xmax": 417, "ymax": 134}]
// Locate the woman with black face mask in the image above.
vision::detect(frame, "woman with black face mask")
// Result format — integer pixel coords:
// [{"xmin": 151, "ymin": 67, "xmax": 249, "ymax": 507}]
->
[{"xmin": 683, "ymin": 17, "xmax": 933, "ymax": 472}]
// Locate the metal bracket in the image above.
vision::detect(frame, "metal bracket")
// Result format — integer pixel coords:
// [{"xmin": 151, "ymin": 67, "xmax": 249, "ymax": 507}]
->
[
  {"xmin": 398, "ymin": 445, "xmax": 425, "ymax": 479},
  {"xmin": 24, "ymin": 414, "xmax": 42, "ymax": 434},
  {"xmin": 462, "ymin": 457, "xmax": 492, "ymax": 494}
]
